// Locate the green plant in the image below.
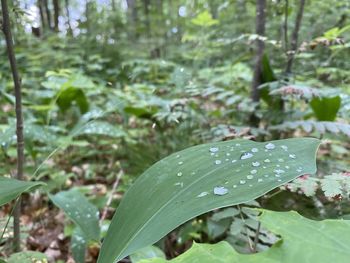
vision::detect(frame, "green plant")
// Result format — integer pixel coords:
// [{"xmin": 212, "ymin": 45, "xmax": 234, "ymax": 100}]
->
[{"xmin": 97, "ymin": 138, "xmax": 320, "ymax": 263}]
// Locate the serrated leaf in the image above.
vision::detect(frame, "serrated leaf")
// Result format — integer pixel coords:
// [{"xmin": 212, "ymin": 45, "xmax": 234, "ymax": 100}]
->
[
  {"xmin": 97, "ymin": 138, "xmax": 320, "ymax": 263},
  {"xmin": 0, "ymin": 177, "xmax": 45, "ymax": 206},
  {"xmin": 142, "ymin": 210, "xmax": 350, "ymax": 263},
  {"xmin": 49, "ymin": 189, "xmax": 100, "ymax": 240}
]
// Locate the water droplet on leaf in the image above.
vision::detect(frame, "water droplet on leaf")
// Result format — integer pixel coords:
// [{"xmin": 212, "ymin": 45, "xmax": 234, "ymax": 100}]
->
[{"xmin": 213, "ymin": 186, "xmax": 228, "ymax": 196}]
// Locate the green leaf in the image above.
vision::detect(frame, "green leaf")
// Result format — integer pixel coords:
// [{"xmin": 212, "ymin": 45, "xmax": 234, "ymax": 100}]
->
[
  {"xmin": 310, "ymin": 96, "xmax": 341, "ymax": 121},
  {"xmin": 7, "ymin": 251, "xmax": 48, "ymax": 263},
  {"xmin": 142, "ymin": 210, "xmax": 350, "ymax": 263},
  {"xmin": 97, "ymin": 138, "xmax": 320, "ymax": 263},
  {"xmin": 71, "ymin": 227, "xmax": 87, "ymax": 263},
  {"xmin": 72, "ymin": 121, "xmax": 126, "ymax": 138},
  {"xmin": 0, "ymin": 177, "xmax": 45, "ymax": 206},
  {"xmin": 57, "ymin": 87, "xmax": 89, "ymax": 114},
  {"xmin": 191, "ymin": 11, "xmax": 219, "ymax": 27},
  {"xmin": 130, "ymin": 246, "xmax": 166, "ymax": 263},
  {"xmin": 49, "ymin": 189, "xmax": 100, "ymax": 240}
]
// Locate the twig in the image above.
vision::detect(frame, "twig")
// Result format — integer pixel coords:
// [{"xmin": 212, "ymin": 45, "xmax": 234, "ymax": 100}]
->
[
  {"xmin": 1, "ymin": 0, "xmax": 25, "ymax": 252},
  {"xmin": 252, "ymin": 221, "xmax": 261, "ymax": 252},
  {"xmin": 237, "ymin": 205, "xmax": 253, "ymax": 251},
  {"xmin": 100, "ymin": 169, "xmax": 124, "ymax": 223},
  {"xmin": 0, "ymin": 198, "xmax": 20, "ymax": 244}
]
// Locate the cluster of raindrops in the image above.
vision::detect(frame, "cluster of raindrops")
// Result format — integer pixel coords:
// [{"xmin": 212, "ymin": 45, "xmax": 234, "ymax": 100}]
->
[{"xmin": 193, "ymin": 141, "xmax": 302, "ymax": 198}]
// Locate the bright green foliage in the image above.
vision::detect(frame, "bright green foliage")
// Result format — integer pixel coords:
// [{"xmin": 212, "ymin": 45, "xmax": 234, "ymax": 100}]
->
[
  {"xmin": 142, "ymin": 210, "xmax": 350, "ymax": 263},
  {"xmin": 97, "ymin": 138, "xmax": 320, "ymax": 263},
  {"xmin": 130, "ymin": 246, "xmax": 166, "ymax": 263},
  {"xmin": 49, "ymin": 189, "xmax": 100, "ymax": 241},
  {"xmin": 0, "ymin": 177, "xmax": 44, "ymax": 206},
  {"xmin": 191, "ymin": 11, "xmax": 219, "ymax": 27}
]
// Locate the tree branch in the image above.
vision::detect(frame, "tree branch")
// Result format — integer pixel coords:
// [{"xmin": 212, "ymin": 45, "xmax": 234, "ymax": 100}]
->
[
  {"xmin": 286, "ymin": 0, "xmax": 306, "ymax": 74},
  {"xmin": 1, "ymin": 0, "xmax": 25, "ymax": 252}
]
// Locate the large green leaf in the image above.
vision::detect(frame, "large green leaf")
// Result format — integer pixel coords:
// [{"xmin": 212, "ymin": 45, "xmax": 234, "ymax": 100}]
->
[
  {"xmin": 310, "ymin": 96, "xmax": 341, "ymax": 121},
  {"xmin": 0, "ymin": 177, "xmax": 45, "ymax": 206},
  {"xmin": 142, "ymin": 210, "xmax": 350, "ymax": 263},
  {"xmin": 97, "ymin": 138, "xmax": 320, "ymax": 263},
  {"xmin": 49, "ymin": 189, "xmax": 100, "ymax": 241}
]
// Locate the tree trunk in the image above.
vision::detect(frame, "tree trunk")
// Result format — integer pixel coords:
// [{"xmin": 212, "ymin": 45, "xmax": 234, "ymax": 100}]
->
[
  {"xmin": 285, "ymin": 0, "xmax": 306, "ymax": 74},
  {"xmin": 38, "ymin": 0, "xmax": 46, "ymax": 30},
  {"xmin": 1, "ymin": 0, "xmax": 25, "ymax": 252},
  {"xmin": 43, "ymin": 0, "xmax": 52, "ymax": 30},
  {"xmin": 111, "ymin": 0, "xmax": 116, "ymax": 11},
  {"xmin": 127, "ymin": 0, "xmax": 138, "ymax": 38},
  {"xmin": 251, "ymin": 0, "xmax": 266, "ymax": 103},
  {"xmin": 53, "ymin": 0, "xmax": 59, "ymax": 32},
  {"xmin": 143, "ymin": 0, "xmax": 151, "ymax": 38}
]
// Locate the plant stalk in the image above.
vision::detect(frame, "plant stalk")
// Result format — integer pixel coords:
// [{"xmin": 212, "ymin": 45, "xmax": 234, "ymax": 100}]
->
[{"xmin": 1, "ymin": 0, "xmax": 25, "ymax": 252}]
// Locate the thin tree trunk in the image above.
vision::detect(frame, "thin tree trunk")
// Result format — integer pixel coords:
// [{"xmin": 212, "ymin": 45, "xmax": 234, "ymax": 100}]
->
[
  {"xmin": 1, "ymin": 0, "xmax": 25, "ymax": 252},
  {"xmin": 111, "ymin": 0, "xmax": 116, "ymax": 11},
  {"xmin": 53, "ymin": 0, "xmax": 59, "ymax": 32},
  {"xmin": 283, "ymin": 0, "xmax": 289, "ymax": 52},
  {"xmin": 65, "ymin": 0, "xmax": 72, "ymax": 36},
  {"xmin": 251, "ymin": 0, "xmax": 266, "ymax": 103},
  {"xmin": 38, "ymin": 0, "xmax": 46, "ymax": 30},
  {"xmin": 85, "ymin": 0, "xmax": 90, "ymax": 34},
  {"xmin": 143, "ymin": 0, "xmax": 151, "ymax": 38},
  {"xmin": 43, "ymin": 0, "xmax": 52, "ymax": 30},
  {"xmin": 127, "ymin": 0, "xmax": 138, "ymax": 38},
  {"xmin": 285, "ymin": 0, "xmax": 305, "ymax": 74}
]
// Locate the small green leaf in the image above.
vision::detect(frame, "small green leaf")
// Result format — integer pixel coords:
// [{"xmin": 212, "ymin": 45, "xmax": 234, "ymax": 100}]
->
[
  {"xmin": 97, "ymin": 138, "xmax": 320, "ymax": 263},
  {"xmin": 57, "ymin": 87, "xmax": 89, "ymax": 114},
  {"xmin": 310, "ymin": 96, "xmax": 341, "ymax": 121},
  {"xmin": 7, "ymin": 251, "xmax": 48, "ymax": 263},
  {"xmin": 49, "ymin": 189, "xmax": 100, "ymax": 240},
  {"xmin": 0, "ymin": 177, "xmax": 45, "ymax": 206}
]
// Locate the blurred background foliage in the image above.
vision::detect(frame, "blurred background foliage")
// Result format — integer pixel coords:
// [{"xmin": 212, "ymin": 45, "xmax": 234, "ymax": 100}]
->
[{"xmin": 0, "ymin": 0, "xmax": 349, "ymax": 262}]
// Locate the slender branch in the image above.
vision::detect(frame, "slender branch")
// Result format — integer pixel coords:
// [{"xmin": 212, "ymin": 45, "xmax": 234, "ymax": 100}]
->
[
  {"xmin": 1, "ymin": 0, "xmax": 25, "ymax": 252},
  {"xmin": 285, "ymin": 0, "xmax": 306, "ymax": 74},
  {"xmin": 100, "ymin": 169, "xmax": 124, "ymax": 223}
]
